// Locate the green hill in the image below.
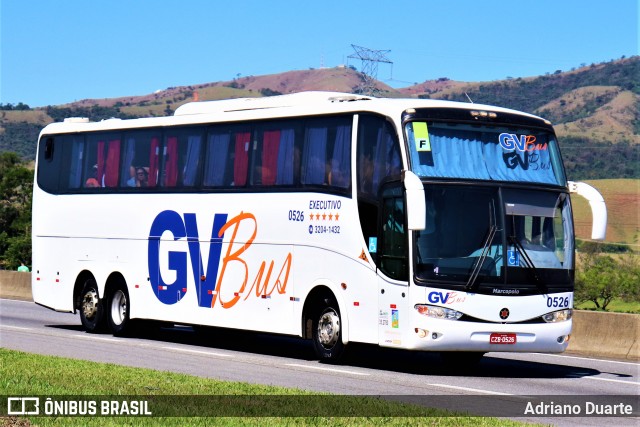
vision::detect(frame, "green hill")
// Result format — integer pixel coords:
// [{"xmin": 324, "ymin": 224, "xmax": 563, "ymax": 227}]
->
[
  {"xmin": 0, "ymin": 65, "xmax": 638, "ymax": 248},
  {"xmin": 1, "ymin": 57, "xmax": 638, "ymax": 180}
]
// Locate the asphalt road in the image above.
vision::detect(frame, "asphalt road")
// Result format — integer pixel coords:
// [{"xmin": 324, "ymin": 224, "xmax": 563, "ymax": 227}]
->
[{"xmin": 1, "ymin": 298, "xmax": 638, "ymax": 425}]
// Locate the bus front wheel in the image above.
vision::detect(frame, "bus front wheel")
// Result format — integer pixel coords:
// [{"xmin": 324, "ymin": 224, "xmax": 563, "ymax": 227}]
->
[
  {"xmin": 107, "ymin": 284, "xmax": 131, "ymax": 336},
  {"xmin": 312, "ymin": 297, "xmax": 345, "ymax": 362},
  {"xmin": 79, "ymin": 279, "xmax": 105, "ymax": 333}
]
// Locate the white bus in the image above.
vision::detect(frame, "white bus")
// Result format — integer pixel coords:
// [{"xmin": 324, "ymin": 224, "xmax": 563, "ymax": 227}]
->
[{"xmin": 32, "ymin": 91, "xmax": 607, "ymax": 362}]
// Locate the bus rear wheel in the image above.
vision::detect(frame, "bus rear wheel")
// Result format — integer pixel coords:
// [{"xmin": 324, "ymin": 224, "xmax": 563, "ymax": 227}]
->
[
  {"xmin": 107, "ymin": 285, "xmax": 131, "ymax": 336},
  {"xmin": 79, "ymin": 279, "xmax": 105, "ymax": 333},
  {"xmin": 312, "ymin": 297, "xmax": 345, "ymax": 362}
]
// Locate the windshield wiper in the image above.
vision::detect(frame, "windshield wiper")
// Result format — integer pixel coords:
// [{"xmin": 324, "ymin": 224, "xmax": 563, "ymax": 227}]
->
[
  {"xmin": 508, "ymin": 235, "xmax": 548, "ymax": 293},
  {"xmin": 466, "ymin": 203, "xmax": 498, "ymax": 291}
]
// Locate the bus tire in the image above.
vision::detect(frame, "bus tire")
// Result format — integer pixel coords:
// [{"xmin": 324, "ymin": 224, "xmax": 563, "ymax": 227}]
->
[
  {"xmin": 79, "ymin": 278, "xmax": 105, "ymax": 333},
  {"xmin": 312, "ymin": 296, "xmax": 345, "ymax": 362},
  {"xmin": 107, "ymin": 284, "xmax": 131, "ymax": 336}
]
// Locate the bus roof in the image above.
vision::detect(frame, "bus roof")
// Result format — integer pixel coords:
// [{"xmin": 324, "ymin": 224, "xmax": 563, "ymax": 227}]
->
[
  {"xmin": 173, "ymin": 91, "xmax": 373, "ymax": 115},
  {"xmin": 39, "ymin": 91, "xmax": 548, "ymax": 135}
]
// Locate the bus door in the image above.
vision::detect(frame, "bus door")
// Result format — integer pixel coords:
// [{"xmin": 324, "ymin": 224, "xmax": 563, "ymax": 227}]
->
[{"xmin": 377, "ymin": 183, "xmax": 410, "ymax": 348}]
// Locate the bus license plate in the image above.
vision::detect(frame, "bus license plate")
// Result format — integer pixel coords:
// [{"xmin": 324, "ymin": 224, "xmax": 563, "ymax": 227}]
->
[{"xmin": 490, "ymin": 333, "xmax": 516, "ymax": 344}]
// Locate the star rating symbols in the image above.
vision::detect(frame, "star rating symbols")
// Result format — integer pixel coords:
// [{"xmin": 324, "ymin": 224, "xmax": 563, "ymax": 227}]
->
[{"xmin": 308, "ymin": 212, "xmax": 340, "ymax": 222}]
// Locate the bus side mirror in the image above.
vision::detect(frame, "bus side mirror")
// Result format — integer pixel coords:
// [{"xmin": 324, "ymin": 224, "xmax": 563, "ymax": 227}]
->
[
  {"xmin": 568, "ymin": 181, "xmax": 607, "ymax": 240},
  {"xmin": 403, "ymin": 170, "xmax": 426, "ymax": 231}
]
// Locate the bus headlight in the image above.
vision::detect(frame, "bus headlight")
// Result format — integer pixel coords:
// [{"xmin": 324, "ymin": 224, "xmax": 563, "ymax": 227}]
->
[
  {"xmin": 542, "ymin": 309, "xmax": 573, "ymax": 323},
  {"xmin": 415, "ymin": 304, "xmax": 463, "ymax": 320}
]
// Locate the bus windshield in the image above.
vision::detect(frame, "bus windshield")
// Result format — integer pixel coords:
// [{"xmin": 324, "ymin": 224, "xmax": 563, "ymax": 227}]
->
[
  {"xmin": 406, "ymin": 121, "xmax": 566, "ymax": 186},
  {"xmin": 415, "ymin": 185, "xmax": 574, "ymax": 293}
]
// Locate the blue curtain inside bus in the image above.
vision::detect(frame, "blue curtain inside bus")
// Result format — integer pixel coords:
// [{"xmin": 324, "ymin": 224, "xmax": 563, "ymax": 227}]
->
[
  {"xmin": 183, "ymin": 136, "xmax": 202, "ymax": 186},
  {"xmin": 373, "ymin": 126, "xmax": 402, "ymax": 190},
  {"xmin": 205, "ymin": 133, "xmax": 231, "ymax": 186},
  {"xmin": 302, "ymin": 127, "xmax": 328, "ymax": 185},
  {"xmin": 407, "ymin": 125, "xmax": 561, "ymax": 185},
  {"xmin": 330, "ymin": 125, "xmax": 351, "ymax": 188},
  {"xmin": 276, "ymin": 129, "xmax": 295, "ymax": 185}
]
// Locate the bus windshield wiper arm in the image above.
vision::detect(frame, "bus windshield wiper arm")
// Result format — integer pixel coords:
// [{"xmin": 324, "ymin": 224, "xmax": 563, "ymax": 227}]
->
[
  {"xmin": 508, "ymin": 236, "xmax": 547, "ymax": 293},
  {"xmin": 465, "ymin": 225, "xmax": 497, "ymax": 291},
  {"xmin": 466, "ymin": 202, "xmax": 497, "ymax": 291}
]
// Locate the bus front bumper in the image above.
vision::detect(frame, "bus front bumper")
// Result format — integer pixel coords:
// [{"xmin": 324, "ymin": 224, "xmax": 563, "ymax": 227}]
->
[{"xmin": 408, "ymin": 317, "xmax": 572, "ymax": 353}]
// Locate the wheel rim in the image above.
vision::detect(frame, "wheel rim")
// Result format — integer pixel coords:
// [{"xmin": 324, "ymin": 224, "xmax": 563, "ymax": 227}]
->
[
  {"xmin": 111, "ymin": 290, "xmax": 127, "ymax": 326},
  {"xmin": 317, "ymin": 308, "xmax": 340, "ymax": 348},
  {"xmin": 81, "ymin": 288, "xmax": 99, "ymax": 320}
]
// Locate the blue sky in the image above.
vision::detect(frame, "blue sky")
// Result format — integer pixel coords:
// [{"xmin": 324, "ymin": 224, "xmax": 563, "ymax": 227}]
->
[{"xmin": 1, "ymin": 0, "xmax": 638, "ymax": 107}]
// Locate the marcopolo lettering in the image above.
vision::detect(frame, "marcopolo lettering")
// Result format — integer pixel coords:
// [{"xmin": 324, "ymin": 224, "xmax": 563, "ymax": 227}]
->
[{"xmin": 148, "ymin": 210, "xmax": 291, "ymax": 309}]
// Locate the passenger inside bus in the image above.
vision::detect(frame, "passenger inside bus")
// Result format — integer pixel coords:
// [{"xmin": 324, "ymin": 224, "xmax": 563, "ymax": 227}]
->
[
  {"xmin": 85, "ymin": 178, "xmax": 100, "ymax": 188},
  {"xmin": 127, "ymin": 166, "xmax": 149, "ymax": 187},
  {"xmin": 85, "ymin": 164, "xmax": 100, "ymax": 188},
  {"xmin": 134, "ymin": 167, "xmax": 149, "ymax": 187}
]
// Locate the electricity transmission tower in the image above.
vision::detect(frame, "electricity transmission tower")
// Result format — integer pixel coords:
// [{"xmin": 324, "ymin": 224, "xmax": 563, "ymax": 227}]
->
[{"xmin": 347, "ymin": 44, "xmax": 393, "ymax": 95}]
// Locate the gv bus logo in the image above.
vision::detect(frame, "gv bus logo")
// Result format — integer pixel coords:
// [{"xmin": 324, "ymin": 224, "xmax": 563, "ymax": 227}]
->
[
  {"xmin": 427, "ymin": 291, "xmax": 466, "ymax": 305},
  {"xmin": 499, "ymin": 133, "xmax": 547, "ymax": 152},
  {"xmin": 428, "ymin": 291, "xmax": 451, "ymax": 304},
  {"xmin": 148, "ymin": 210, "xmax": 291, "ymax": 309},
  {"xmin": 148, "ymin": 210, "xmax": 227, "ymax": 307}
]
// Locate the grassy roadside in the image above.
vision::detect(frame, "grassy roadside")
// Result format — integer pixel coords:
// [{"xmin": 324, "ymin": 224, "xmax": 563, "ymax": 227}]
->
[
  {"xmin": 0, "ymin": 349, "xmax": 532, "ymax": 426},
  {"xmin": 575, "ymin": 299, "xmax": 640, "ymax": 314}
]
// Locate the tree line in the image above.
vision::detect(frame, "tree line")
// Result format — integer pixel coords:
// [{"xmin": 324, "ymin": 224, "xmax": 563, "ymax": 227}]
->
[
  {"xmin": 575, "ymin": 244, "xmax": 639, "ymax": 311},
  {"xmin": 0, "ymin": 152, "xmax": 32, "ymax": 270}
]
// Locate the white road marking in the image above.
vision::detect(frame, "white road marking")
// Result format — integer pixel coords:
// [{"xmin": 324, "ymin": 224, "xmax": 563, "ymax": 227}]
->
[
  {"xmin": 581, "ymin": 376, "xmax": 640, "ymax": 386},
  {"xmin": 1, "ymin": 325, "xmax": 33, "ymax": 331},
  {"xmin": 428, "ymin": 383, "xmax": 513, "ymax": 395},
  {"xmin": 529, "ymin": 352, "xmax": 640, "ymax": 367},
  {"xmin": 71, "ymin": 334, "xmax": 121, "ymax": 342},
  {"xmin": 0, "ymin": 299, "xmax": 34, "ymax": 305},
  {"xmin": 285, "ymin": 363, "xmax": 370, "ymax": 376},
  {"xmin": 161, "ymin": 346, "xmax": 231, "ymax": 357}
]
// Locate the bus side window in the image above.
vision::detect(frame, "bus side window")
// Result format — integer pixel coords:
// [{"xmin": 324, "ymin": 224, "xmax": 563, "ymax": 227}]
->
[
  {"xmin": 255, "ymin": 129, "xmax": 280, "ymax": 186},
  {"xmin": 379, "ymin": 185, "xmax": 408, "ymax": 281},
  {"xmin": 85, "ymin": 133, "xmax": 121, "ymax": 188},
  {"xmin": 160, "ymin": 129, "xmax": 203, "ymax": 188},
  {"xmin": 329, "ymin": 124, "xmax": 351, "ymax": 189},
  {"xmin": 101, "ymin": 140, "xmax": 121, "ymax": 187},
  {"xmin": 120, "ymin": 130, "xmax": 159, "ymax": 188},
  {"xmin": 276, "ymin": 128, "xmax": 296, "ymax": 185},
  {"xmin": 204, "ymin": 130, "xmax": 232, "ymax": 187},
  {"xmin": 251, "ymin": 123, "xmax": 297, "ymax": 187},
  {"xmin": 181, "ymin": 134, "xmax": 202, "ymax": 187},
  {"xmin": 357, "ymin": 114, "xmax": 401, "ymax": 198},
  {"xmin": 233, "ymin": 130, "xmax": 251, "ymax": 187},
  {"xmin": 163, "ymin": 136, "xmax": 179, "ymax": 187},
  {"xmin": 357, "ymin": 114, "xmax": 402, "ymax": 254},
  {"xmin": 37, "ymin": 136, "xmax": 63, "ymax": 193},
  {"xmin": 68, "ymin": 135, "xmax": 85, "ymax": 189},
  {"xmin": 301, "ymin": 116, "xmax": 351, "ymax": 189},
  {"xmin": 301, "ymin": 125, "xmax": 327, "ymax": 185}
]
